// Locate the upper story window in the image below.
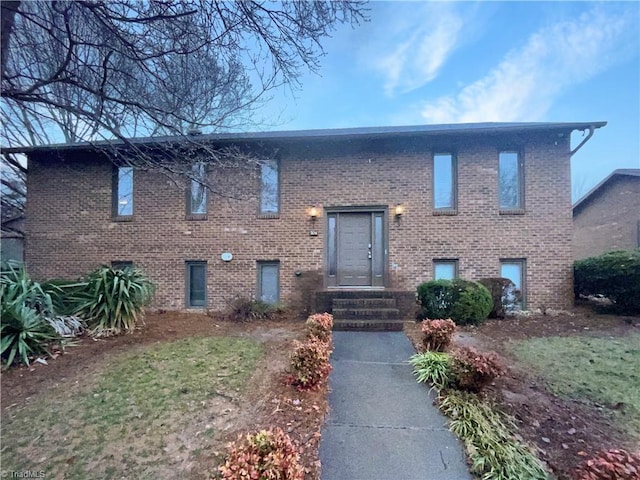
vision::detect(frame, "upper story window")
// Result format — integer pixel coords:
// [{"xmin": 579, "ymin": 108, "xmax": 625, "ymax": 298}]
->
[
  {"xmin": 433, "ymin": 153, "xmax": 456, "ymax": 212},
  {"xmin": 188, "ymin": 162, "xmax": 207, "ymax": 217},
  {"xmin": 260, "ymin": 159, "xmax": 279, "ymax": 216},
  {"xmin": 112, "ymin": 166, "xmax": 133, "ymax": 218},
  {"xmin": 499, "ymin": 151, "xmax": 523, "ymax": 212}
]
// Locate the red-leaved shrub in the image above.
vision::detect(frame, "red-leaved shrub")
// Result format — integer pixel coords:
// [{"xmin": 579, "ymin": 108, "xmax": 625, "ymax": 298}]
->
[
  {"xmin": 305, "ymin": 313, "xmax": 333, "ymax": 344},
  {"xmin": 219, "ymin": 428, "xmax": 304, "ymax": 480},
  {"xmin": 421, "ymin": 318, "xmax": 456, "ymax": 351},
  {"xmin": 289, "ymin": 337, "xmax": 331, "ymax": 391},
  {"xmin": 450, "ymin": 346, "xmax": 505, "ymax": 392},
  {"xmin": 572, "ymin": 449, "xmax": 640, "ymax": 480}
]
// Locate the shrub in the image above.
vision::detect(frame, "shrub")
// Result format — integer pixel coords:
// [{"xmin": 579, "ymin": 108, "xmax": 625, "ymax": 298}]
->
[
  {"xmin": 574, "ymin": 249, "xmax": 640, "ymax": 314},
  {"xmin": 439, "ymin": 391, "xmax": 548, "ymax": 480},
  {"xmin": 409, "ymin": 351, "xmax": 452, "ymax": 390},
  {"xmin": 417, "ymin": 280, "xmax": 455, "ymax": 320},
  {"xmin": 228, "ymin": 297, "xmax": 285, "ymax": 322},
  {"xmin": 75, "ymin": 266, "xmax": 155, "ymax": 336},
  {"xmin": 478, "ymin": 278, "xmax": 518, "ymax": 318},
  {"xmin": 572, "ymin": 448, "xmax": 640, "ymax": 480},
  {"xmin": 421, "ymin": 318, "xmax": 456, "ymax": 351},
  {"xmin": 417, "ymin": 279, "xmax": 492, "ymax": 326},
  {"xmin": 305, "ymin": 313, "xmax": 333, "ymax": 343},
  {"xmin": 450, "ymin": 346, "xmax": 505, "ymax": 392},
  {"xmin": 1, "ymin": 265, "xmax": 61, "ymax": 366},
  {"xmin": 219, "ymin": 428, "xmax": 304, "ymax": 480},
  {"xmin": 0, "ymin": 302, "xmax": 59, "ymax": 366},
  {"xmin": 289, "ymin": 337, "xmax": 331, "ymax": 391},
  {"xmin": 450, "ymin": 279, "xmax": 493, "ymax": 325}
]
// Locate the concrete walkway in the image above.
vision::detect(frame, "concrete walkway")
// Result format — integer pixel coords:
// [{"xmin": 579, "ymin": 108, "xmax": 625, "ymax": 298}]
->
[{"xmin": 319, "ymin": 331, "xmax": 471, "ymax": 480}]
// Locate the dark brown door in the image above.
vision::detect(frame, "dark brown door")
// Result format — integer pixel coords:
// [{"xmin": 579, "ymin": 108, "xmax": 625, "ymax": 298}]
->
[{"xmin": 337, "ymin": 213, "xmax": 372, "ymax": 286}]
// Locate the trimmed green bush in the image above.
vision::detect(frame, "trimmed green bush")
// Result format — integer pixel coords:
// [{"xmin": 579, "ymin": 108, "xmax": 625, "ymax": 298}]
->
[
  {"xmin": 417, "ymin": 279, "xmax": 492, "ymax": 326},
  {"xmin": 574, "ymin": 249, "xmax": 640, "ymax": 313},
  {"xmin": 451, "ymin": 280, "xmax": 493, "ymax": 325},
  {"xmin": 417, "ymin": 280, "xmax": 455, "ymax": 320},
  {"xmin": 478, "ymin": 277, "xmax": 518, "ymax": 318}
]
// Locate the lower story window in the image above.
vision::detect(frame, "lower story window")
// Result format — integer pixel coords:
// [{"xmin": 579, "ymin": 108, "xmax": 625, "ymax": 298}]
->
[
  {"xmin": 111, "ymin": 260, "xmax": 133, "ymax": 271},
  {"xmin": 434, "ymin": 259, "xmax": 458, "ymax": 280},
  {"xmin": 500, "ymin": 259, "xmax": 525, "ymax": 310},
  {"xmin": 257, "ymin": 261, "xmax": 279, "ymax": 304},
  {"xmin": 186, "ymin": 261, "xmax": 207, "ymax": 307}
]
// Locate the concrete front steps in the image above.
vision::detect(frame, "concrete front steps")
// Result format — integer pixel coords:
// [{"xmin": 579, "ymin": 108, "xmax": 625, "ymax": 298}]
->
[{"xmin": 313, "ymin": 290, "xmax": 415, "ymax": 331}]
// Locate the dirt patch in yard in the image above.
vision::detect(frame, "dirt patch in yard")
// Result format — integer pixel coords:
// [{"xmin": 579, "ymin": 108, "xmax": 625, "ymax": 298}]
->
[
  {"xmin": 405, "ymin": 307, "xmax": 640, "ymax": 480},
  {"xmin": 1, "ymin": 311, "xmax": 328, "ymax": 479}
]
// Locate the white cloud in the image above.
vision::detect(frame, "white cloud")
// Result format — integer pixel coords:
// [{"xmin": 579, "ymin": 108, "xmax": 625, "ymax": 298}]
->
[
  {"xmin": 420, "ymin": 5, "xmax": 638, "ymax": 123},
  {"xmin": 366, "ymin": 3, "xmax": 464, "ymax": 96}
]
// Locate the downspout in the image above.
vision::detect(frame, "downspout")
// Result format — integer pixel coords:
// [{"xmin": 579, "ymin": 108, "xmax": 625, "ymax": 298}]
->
[{"xmin": 569, "ymin": 125, "xmax": 596, "ymax": 156}]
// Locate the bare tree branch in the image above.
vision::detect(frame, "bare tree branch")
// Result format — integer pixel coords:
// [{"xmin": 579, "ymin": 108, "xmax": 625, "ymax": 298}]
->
[{"xmin": 0, "ymin": 0, "xmax": 368, "ymax": 213}]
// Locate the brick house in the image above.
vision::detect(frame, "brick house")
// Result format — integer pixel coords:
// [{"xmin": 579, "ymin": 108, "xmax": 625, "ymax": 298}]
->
[
  {"xmin": 573, "ymin": 169, "xmax": 640, "ymax": 260},
  {"xmin": 11, "ymin": 122, "xmax": 605, "ymax": 324}
]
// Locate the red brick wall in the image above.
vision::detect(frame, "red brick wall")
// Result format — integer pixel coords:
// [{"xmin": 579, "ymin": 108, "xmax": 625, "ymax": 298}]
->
[
  {"xmin": 573, "ymin": 175, "xmax": 640, "ymax": 260},
  {"xmin": 25, "ymin": 132, "xmax": 574, "ymax": 310}
]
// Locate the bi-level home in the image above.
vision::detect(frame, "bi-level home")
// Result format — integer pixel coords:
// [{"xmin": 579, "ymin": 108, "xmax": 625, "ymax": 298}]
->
[{"xmin": 10, "ymin": 122, "xmax": 605, "ymax": 324}]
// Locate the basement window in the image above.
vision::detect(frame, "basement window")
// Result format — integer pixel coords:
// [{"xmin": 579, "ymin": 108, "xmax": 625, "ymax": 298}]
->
[
  {"xmin": 257, "ymin": 261, "xmax": 280, "ymax": 304},
  {"xmin": 186, "ymin": 261, "xmax": 207, "ymax": 308},
  {"xmin": 500, "ymin": 259, "xmax": 526, "ymax": 310},
  {"xmin": 434, "ymin": 259, "xmax": 458, "ymax": 280}
]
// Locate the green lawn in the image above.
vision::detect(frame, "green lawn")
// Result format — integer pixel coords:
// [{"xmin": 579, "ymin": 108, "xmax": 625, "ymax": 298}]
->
[
  {"xmin": 509, "ymin": 333, "xmax": 640, "ymax": 439},
  {"xmin": 1, "ymin": 336, "xmax": 263, "ymax": 479}
]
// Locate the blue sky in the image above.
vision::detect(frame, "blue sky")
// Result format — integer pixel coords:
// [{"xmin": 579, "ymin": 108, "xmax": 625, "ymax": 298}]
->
[{"xmin": 265, "ymin": 1, "xmax": 640, "ymax": 201}]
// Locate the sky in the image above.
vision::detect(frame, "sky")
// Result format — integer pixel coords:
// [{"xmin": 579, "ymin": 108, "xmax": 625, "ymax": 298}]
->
[{"xmin": 264, "ymin": 1, "xmax": 640, "ymax": 202}]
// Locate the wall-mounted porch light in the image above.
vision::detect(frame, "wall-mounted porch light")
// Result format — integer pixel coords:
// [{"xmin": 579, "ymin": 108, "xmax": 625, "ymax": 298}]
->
[
  {"xmin": 394, "ymin": 204, "xmax": 405, "ymax": 218},
  {"xmin": 308, "ymin": 206, "xmax": 319, "ymax": 220}
]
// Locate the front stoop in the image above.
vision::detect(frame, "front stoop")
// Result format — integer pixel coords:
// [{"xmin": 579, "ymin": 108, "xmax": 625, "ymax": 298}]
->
[{"xmin": 328, "ymin": 293, "xmax": 408, "ymax": 331}]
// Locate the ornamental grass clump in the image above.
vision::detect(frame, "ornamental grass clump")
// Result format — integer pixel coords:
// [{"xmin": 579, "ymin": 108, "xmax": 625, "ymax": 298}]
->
[
  {"xmin": 305, "ymin": 313, "xmax": 333, "ymax": 344},
  {"xmin": 76, "ymin": 266, "xmax": 155, "ymax": 336},
  {"xmin": 572, "ymin": 448, "xmax": 640, "ymax": 480},
  {"xmin": 450, "ymin": 346, "xmax": 505, "ymax": 392},
  {"xmin": 289, "ymin": 337, "xmax": 331, "ymax": 391},
  {"xmin": 439, "ymin": 391, "xmax": 548, "ymax": 480},
  {"xmin": 219, "ymin": 428, "xmax": 304, "ymax": 480},
  {"xmin": 409, "ymin": 351, "xmax": 452, "ymax": 391},
  {"xmin": 421, "ymin": 318, "xmax": 456, "ymax": 351}
]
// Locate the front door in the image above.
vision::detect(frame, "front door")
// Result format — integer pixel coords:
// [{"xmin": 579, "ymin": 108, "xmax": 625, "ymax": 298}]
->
[
  {"xmin": 326, "ymin": 210, "xmax": 386, "ymax": 287},
  {"xmin": 338, "ymin": 213, "xmax": 372, "ymax": 286}
]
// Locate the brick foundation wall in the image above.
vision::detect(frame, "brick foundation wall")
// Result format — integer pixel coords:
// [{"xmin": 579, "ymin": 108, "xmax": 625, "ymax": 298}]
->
[
  {"xmin": 25, "ymin": 132, "xmax": 574, "ymax": 311},
  {"xmin": 573, "ymin": 175, "xmax": 640, "ymax": 260}
]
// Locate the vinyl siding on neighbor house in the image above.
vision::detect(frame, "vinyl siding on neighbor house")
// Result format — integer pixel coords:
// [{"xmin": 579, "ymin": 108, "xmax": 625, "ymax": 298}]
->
[{"xmin": 24, "ymin": 128, "xmax": 575, "ymax": 311}]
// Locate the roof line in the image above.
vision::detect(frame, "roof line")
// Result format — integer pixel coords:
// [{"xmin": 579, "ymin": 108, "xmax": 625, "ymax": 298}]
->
[
  {"xmin": 573, "ymin": 168, "xmax": 640, "ymax": 213},
  {"xmin": 2, "ymin": 121, "xmax": 607, "ymax": 154}
]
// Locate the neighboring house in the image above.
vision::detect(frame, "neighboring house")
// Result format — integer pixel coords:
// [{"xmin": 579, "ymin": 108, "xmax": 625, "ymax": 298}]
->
[
  {"xmin": 573, "ymin": 169, "xmax": 640, "ymax": 260},
  {"xmin": 8, "ymin": 122, "xmax": 605, "ymax": 316},
  {"xmin": 1, "ymin": 215, "xmax": 25, "ymax": 264}
]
